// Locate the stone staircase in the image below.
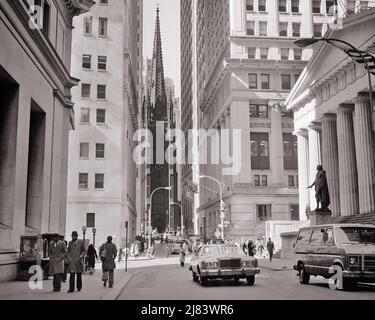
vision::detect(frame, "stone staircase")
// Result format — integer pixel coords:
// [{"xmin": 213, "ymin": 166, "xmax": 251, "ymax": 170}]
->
[{"xmin": 332, "ymin": 213, "xmax": 375, "ymax": 225}]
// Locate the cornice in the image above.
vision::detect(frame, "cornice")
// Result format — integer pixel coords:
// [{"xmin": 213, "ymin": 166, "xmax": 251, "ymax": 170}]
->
[{"xmin": 64, "ymin": 0, "xmax": 96, "ymax": 18}]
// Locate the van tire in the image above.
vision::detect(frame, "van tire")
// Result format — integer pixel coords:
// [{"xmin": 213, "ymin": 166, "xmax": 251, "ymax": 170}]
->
[
  {"xmin": 192, "ymin": 271, "xmax": 199, "ymax": 282},
  {"xmin": 332, "ymin": 265, "xmax": 357, "ymax": 291},
  {"xmin": 298, "ymin": 264, "xmax": 310, "ymax": 284},
  {"xmin": 246, "ymin": 276, "xmax": 255, "ymax": 286}
]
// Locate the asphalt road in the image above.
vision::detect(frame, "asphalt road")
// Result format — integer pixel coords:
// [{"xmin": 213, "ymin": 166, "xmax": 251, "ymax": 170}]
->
[{"xmin": 118, "ymin": 264, "xmax": 375, "ymax": 300}]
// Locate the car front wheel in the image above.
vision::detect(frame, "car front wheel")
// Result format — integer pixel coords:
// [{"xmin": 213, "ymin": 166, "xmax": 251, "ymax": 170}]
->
[
  {"xmin": 246, "ymin": 276, "xmax": 255, "ymax": 286},
  {"xmin": 298, "ymin": 264, "xmax": 310, "ymax": 284},
  {"xmin": 199, "ymin": 274, "xmax": 208, "ymax": 286},
  {"xmin": 192, "ymin": 271, "xmax": 199, "ymax": 282}
]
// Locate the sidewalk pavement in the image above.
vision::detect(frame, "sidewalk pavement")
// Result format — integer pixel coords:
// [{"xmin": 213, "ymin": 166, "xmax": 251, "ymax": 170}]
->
[{"xmin": 257, "ymin": 258, "xmax": 295, "ymax": 271}]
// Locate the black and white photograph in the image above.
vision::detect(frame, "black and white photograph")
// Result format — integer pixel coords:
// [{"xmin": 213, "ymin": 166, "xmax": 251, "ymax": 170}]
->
[{"xmin": 0, "ymin": 0, "xmax": 375, "ymax": 312}]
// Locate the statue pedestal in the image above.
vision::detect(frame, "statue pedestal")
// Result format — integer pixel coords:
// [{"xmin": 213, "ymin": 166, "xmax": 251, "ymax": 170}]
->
[{"xmin": 309, "ymin": 210, "xmax": 332, "ymax": 226}]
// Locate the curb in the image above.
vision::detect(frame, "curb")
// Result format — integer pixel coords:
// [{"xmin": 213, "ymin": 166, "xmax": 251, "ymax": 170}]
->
[{"xmin": 100, "ymin": 272, "xmax": 134, "ymax": 300}]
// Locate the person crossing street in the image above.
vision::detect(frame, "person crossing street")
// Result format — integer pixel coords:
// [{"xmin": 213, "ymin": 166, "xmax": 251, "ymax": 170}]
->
[{"xmin": 99, "ymin": 236, "xmax": 117, "ymax": 288}]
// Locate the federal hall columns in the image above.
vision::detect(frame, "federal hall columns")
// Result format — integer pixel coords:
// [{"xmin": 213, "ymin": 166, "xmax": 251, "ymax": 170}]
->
[
  {"xmin": 307, "ymin": 122, "xmax": 321, "ymax": 211},
  {"xmin": 321, "ymin": 114, "xmax": 340, "ymax": 218}
]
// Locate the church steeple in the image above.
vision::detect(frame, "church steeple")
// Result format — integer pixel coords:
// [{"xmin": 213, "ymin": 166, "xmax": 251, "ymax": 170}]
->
[{"xmin": 149, "ymin": 5, "xmax": 167, "ymax": 121}]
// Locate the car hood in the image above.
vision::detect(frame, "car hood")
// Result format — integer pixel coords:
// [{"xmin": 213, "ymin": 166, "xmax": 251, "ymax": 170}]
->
[{"xmin": 338, "ymin": 244, "xmax": 375, "ymax": 255}]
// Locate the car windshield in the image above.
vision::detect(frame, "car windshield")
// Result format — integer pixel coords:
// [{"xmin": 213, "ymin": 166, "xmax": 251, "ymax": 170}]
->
[
  {"xmin": 335, "ymin": 227, "xmax": 375, "ymax": 244},
  {"xmin": 220, "ymin": 245, "xmax": 245, "ymax": 256},
  {"xmin": 201, "ymin": 246, "xmax": 221, "ymax": 256}
]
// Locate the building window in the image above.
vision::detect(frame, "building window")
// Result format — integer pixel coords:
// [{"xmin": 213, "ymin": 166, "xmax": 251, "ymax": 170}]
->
[
  {"xmin": 246, "ymin": 21, "xmax": 255, "ymax": 35},
  {"xmin": 280, "ymin": 48, "xmax": 289, "ymax": 60},
  {"xmin": 260, "ymin": 47, "xmax": 268, "ymax": 59},
  {"xmin": 326, "ymin": 0, "xmax": 334, "ymax": 14},
  {"xmin": 295, "ymin": 74, "xmax": 300, "ymax": 83},
  {"xmin": 312, "ymin": 0, "xmax": 321, "ymax": 13},
  {"xmin": 251, "ymin": 132, "xmax": 270, "ymax": 169},
  {"xmin": 99, "ymin": 0, "xmax": 108, "ymax": 4},
  {"xmin": 254, "ymin": 175, "xmax": 260, "ymax": 186},
  {"xmin": 96, "ymin": 109, "xmax": 106, "ymax": 124},
  {"xmin": 82, "ymin": 54, "xmax": 92, "ymax": 69},
  {"xmin": 279, "ymin": 22, "xmax": 288, "ymax": 36},
  {"xmin": 79, "ymin": 173, "xmax": 88, "ymax": 189},
  {"xmin": 291, "ymin": 0, "xmax": 300, "ymax": 12},
  {"xmin": 360, "ymin": 1, "xmax": 369, "ymax": 11},
  {"xmin": 81, "ymin": 108, "xmax": 90, "ymax": 123},
  {"xmin": 294, "ymin": 48, "xmax": 302, "ymax": 60},
  {"xmin": 347, "ymin": 0, "xmax": 356, "ymax": 13},
  {"xmin": 98, "ymin": 56, "xmax": 107, "ymax": 71},
  {"xmin": 258, "ymin": 0, "xmax": 266, "ymax": 11},
  {"xmin": 246, "ymin": 0, "xmax": 254, "ymax": 11},
  {"xmin": 97, "ymin": 84, "xmax": 106, "ymax": 100},
  {"xmin": 83, "ymin": 16, "xmax": 93, "ymax": 35},
  {"xmin": 99, "ymin": 17, "xmax": 108, "ymax": 36},
  {"xmin": 278, "ymin": 0, "xmax": 287, "ymax": 12},
  {"xmin": 35, "ymin": 0, "xmax": 50, "ymax": 38},
  {"xmin": 86, "ymin": 213, "xmax": 95, "ymax": 228},
  {"xmin": 281, "ymin": 74, "xmax": 291, "ymax": 90},
  {"xmin": 261, "ymin": 175, "xmax": 268, "ymax": 186},
  {"xmin": 96, "ymin": 143, "xmax": 105, "ymax": 159},
  {"xmin": 95, "ymin": 174, "xmax": 104, "ymax": 189},
  {"xmin": 81, "ymin": 83, "xmax": 91, "ymax": 98},
  {"xmin": 288, "ymin": 175, "xmax": 295, "ymax": 187},
  {"xmin": 313, "ymin": 23, "xmax": 323, "ymax": 37},
  {"xmin": 257, "ymin": 204, "xmax": 272, "ymax": 221},
  {"xmin": 248, "ymin": 47, "xmax": 256, "ymax": 59},
  {"xmin": 259, "ymin": 21, "xmax": 267, "ymax": 36},
  {"xmin": 290, "ymin": 204, "xmax": 299, "ymax": 221},
  {"xmin": 248, "ymin": 73, "xmax": 257, "ymax": 89},
  {"xmin": 250, "ymin": 104, "xmax": 268, "ymax": 118},
  {"xmin": 283, "ymin": 133, "xmax": 298, "ymax": 169},
  {"xmin": 292, "ymin": 22, "xmax": 300, "ymax": 37},
  {"xmin": 261, "ymin": 74, "xmax": 270, "ymax": 89},
  {"xmin": 80, "ymin": 143, "xmax": 89, "ymax": 158}
]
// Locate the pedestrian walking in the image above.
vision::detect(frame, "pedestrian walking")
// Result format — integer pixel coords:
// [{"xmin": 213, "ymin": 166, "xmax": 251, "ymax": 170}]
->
[
  {"xmin": 242, "ymin": 241, "xmax": 247, "ymax": 255},
  {"xmin": 99, "ymin": 236, "xmax": 117, "ymax": 288},
  {"xmin": 87, "ymin": 244, "xmax": 98, "ymax": 275},
  {"xmin": 267, "ymin": 238, "xmax": 275, "ymax": 262},
  {"xmin": 179, "ymin": 242, "xmax": 187, "ymax": 267},
  {"xmin": 48, "ymin": 234, "xmax": 67, "ymax": 292},
  {"xmin": 247, "ymin": 240, "xmax": 255, "ymax": 257},
  {"xmin": 67, "ymin": 231, "xmax": 85, "ymax": 292},
  {"xmin": 118, "ymin": 246, "xmax": 123, "ymax": 262}
]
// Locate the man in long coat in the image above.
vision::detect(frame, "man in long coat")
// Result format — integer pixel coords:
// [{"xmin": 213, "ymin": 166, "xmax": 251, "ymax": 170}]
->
[
  {"xmin": 99, "ymin": 236, "xmax": 117, "ymax": 288},
  {"xmin": 67, "ymin": 231, "xmax": 85, "ymax": 292},
  {"xmin": 48, "ymin": 234, "xmax": 67, "ymax": 292}
]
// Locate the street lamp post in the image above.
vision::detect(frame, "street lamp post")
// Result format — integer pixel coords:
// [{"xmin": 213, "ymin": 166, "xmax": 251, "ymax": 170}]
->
[
  {"xmin": 171, "ymin": 202, "xmax": 183, "ymax": 236},
  {"xmin": 198, "ymin": 175, "xmax": 225, "ymax": 240},
  {"xmin": 149, "ymin": 186, "xmax": 172, "ymax": 248},
  {"xmin": 92, "ymin": 227, "xmax": 96, "ymax": 246},
  {"xmin": 82, "ymin": 225, "xmax": 87, "ymax": 243},
  {"xmin": 295, "ymin": 37, "xmax": 375, "ymax": 111}
]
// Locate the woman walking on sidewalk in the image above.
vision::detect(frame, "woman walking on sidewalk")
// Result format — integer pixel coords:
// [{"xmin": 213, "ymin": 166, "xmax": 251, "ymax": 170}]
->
[
  {"xmin": 87, "ymin": 244, "xmax": 98, "ymax": 275},
  {"xmin": 99, "ymin": 236, "xmax": 117, "ymax": 288}
]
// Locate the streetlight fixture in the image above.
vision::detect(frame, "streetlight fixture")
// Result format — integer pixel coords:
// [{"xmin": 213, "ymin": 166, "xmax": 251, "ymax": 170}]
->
[
  {"xmin": 82, "ymin": 225, "xmax": 87, "ymax": 243},
  {"xmin": 198, "ymin": 174, "xmax": 226, "ymax": 240},
  {"xmin": 295, "ymin": 37, "xmax": 375, "ymax": 110},
  {"xmin": 171, "ymin": 202, "xmax": 183, "ymax": 236},
  {"xmin": 92, "ymin": 227, "xmax": 96, "ymax": 246},
  {"xmin": 148, "ymin": 186, "xmax": 172, "ymax": 248}
]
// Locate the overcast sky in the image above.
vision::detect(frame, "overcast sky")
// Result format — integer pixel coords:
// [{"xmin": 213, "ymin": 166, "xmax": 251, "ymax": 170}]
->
[{"xmin": 143, "ymin": 0, "xmax": 181, "ymax": 98}]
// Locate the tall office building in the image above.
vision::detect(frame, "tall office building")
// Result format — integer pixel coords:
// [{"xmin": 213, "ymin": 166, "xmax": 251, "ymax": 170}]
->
[
  {"xmin": 66, "ymin": 0, "xmax": 143, "ymax": 247},
  {"xmin": 182, "ymin": 0, "xmax": 335, "ymax": 240}
]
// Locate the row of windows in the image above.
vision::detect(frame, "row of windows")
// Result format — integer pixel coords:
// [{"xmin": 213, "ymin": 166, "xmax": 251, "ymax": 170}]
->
[
  {"xmin": 79, "ymin": 143, "xmax": 105, "ymax": 159},
  {"xmin": 248, "ymin": 47, "xmax": 302, "ymax": 60},
  {"xmin": 246, "ymin": 0, "xmax": 338, "ymax": 14},
  {"xmin": 248, "ymin": 73, "xmax": 298, "ymax": 90},
  {"xmin": 81, "ymin": 108, "xmax": 106, "ymax": 124},
  {"xmin": 81, "ymin": 83, "xmax": 107, "ymax": 99},
  {"xmin": 79, "ymin": 173, "xmax": 104, "ymax": 189},
  {"xmin": 83, "ymin": 16, "xmax": 108, "ymax": 37},
  {"xmin": 254, "ymin": 175, "xmax": 298, "ymax": 187},
  {"xmin": 257, "ymin": 204, "xmax": 299, "ymax": 221},
  {"xmin": 246, "ymin": 20, "xmax": 325, "ymax": 38},
  {"xmin": 82, "ymin": 54, "xmax": 107, "ymax": 71},
  {"xmin": 250, "ymin": 132, "xmax": 298, "ymax": 170}
]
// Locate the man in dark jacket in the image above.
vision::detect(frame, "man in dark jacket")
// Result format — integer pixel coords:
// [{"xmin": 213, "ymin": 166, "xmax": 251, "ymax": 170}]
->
[
  {"xmin": 48, "ymin": 234, "xmax": 67, "ymax": 292},
  {"xmin": 267, "ymin": 238, "xmax": 275, "ymax": 262},
  {"xmin": 99, "ymin": 236, "xmax": 117, "ymax": 288},
  {"xmin": 67, "ymin": 231, "xmax": 85, "ymax": 292}
]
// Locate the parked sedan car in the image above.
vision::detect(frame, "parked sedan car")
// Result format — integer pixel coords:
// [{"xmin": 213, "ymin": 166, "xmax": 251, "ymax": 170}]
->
[{"xmin": 189, "ymin": 244, "xmax": 260, "ymax": 286}]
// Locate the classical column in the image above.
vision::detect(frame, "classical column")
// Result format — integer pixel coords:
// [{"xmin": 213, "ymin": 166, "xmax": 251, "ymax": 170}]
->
[
  {"xmin": 321, "ymin": 114, "xmax": 340, "ymax": 218},
  {"xmin": 336, "ymin": 104, "xmax": 359, "ymax": 216},
  {"xmin": 271, "ymin": 108, "xmax": 283, "ymax": 186},
  {"xmin": 353, "ymin": 93, "xmax": 375, "ymax": 214},
  {"xmin": 295, "ymin": 129, "xmax": 310, "ymax": 220},
  {"xmin": 307, "ymin": 122, "xmax": 322, "ymax": 211}
]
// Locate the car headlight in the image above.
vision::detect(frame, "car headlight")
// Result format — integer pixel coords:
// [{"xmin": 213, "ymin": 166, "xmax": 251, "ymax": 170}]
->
[
  {"xmin": 205, "ymin": 261, "xmax": 219, "ymax": 269},
  {"xmin": 349, "ymin": 256, "xmax": 359, "ymax": 265}
]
